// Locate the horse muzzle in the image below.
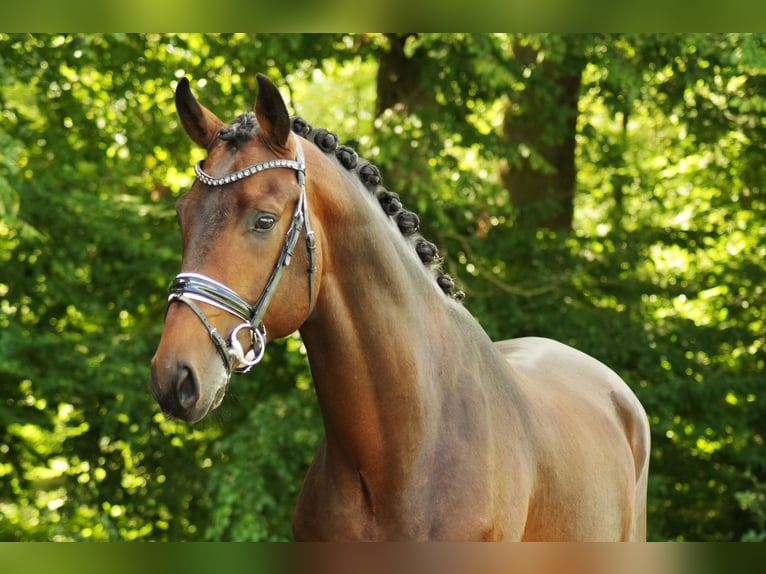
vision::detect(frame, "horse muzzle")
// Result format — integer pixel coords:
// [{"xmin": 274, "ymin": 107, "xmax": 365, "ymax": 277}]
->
[{"xmin": 149, "ymin": 355, "xmax": 228, "ymax": 424}]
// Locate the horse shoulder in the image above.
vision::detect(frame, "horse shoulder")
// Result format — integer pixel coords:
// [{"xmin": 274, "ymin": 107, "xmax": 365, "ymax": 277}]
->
[
  {"xmin": 492, "ymin": 336, "xmax": 649, "ymax": 540},
  {"xmin": 494, "ymin": 336, "xmax": 644, "ymax": 425},
  {"xmin": 494, "ymin": 336, "xmax": 648, "ymax": 457}
]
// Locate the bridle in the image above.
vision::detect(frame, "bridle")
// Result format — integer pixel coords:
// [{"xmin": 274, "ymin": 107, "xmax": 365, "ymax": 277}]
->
[{"xmin": 166, "ymin": 136, "xmax": 316, "ymax": 375}]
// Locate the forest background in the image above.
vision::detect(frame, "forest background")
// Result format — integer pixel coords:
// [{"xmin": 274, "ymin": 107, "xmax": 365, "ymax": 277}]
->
[{"xmin": 0, "ymin": 33, "xmax": 764, "ymax": 541}]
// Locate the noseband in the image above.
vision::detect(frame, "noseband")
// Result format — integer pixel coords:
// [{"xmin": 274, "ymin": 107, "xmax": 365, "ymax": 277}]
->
[{"xmin": 166, "ymin": 136, "xmax": 316, "ymax": 375}]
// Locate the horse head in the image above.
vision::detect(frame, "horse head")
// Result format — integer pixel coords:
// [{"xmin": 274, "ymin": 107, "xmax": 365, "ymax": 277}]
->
[{"xmin": 150, "ymin": 75, "xmax": 319, "ymax": 423}]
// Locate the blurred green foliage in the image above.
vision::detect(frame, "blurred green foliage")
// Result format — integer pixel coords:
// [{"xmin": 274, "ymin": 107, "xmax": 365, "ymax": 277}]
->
[{"xmin": 1, "ymin": 33, "xmax": 764, "ymax": 541}]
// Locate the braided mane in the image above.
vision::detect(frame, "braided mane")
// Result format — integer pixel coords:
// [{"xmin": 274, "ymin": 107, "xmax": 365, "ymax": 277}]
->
[
  {"xmin": 291, "ymin": 117, "xmax": 464, "ymax": 303},
  {"xmin": 218, "ymin": 112, "xmax": 464, "ymax": 302}
]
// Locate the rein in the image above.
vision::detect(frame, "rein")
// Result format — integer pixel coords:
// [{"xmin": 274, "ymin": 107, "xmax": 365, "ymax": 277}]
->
[{"xmin": 167, "ymin": 136, "xmax": 316, "ymax": 375}]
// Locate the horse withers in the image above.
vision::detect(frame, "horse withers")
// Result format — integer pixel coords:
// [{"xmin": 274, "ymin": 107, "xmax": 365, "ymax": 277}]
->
[{"xmin": 150, "ymin": 73, "xmax": 650, "ymax": 541}]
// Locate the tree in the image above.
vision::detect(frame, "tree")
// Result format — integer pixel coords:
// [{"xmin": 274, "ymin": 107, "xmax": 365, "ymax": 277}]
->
[{"xmin": 499, "ymin": 35, "xmax": 587, "ymax": 231}]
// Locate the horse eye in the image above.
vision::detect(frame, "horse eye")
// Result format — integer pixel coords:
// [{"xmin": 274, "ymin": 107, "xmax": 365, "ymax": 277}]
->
[{"xmin": 252, "ymin": 213, "xmax": 277, "ymax": 233}]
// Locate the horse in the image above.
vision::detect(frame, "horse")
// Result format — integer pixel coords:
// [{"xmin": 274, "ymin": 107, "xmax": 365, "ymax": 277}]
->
[{"xmin": 149, "ymin": 73, "xmax": 650, "ymax": 541}]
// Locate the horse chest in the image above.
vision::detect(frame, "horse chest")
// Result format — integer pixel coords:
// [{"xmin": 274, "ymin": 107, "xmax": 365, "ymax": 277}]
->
[{"xmin": 292, "ymin": 438, "xmax": 526, "ymax": 541}]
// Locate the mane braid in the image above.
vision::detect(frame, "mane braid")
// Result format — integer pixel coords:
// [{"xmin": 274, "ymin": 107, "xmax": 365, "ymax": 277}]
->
[{"xmin": 290, "ymin": 116, "xmax": 465, "ymax": 303}]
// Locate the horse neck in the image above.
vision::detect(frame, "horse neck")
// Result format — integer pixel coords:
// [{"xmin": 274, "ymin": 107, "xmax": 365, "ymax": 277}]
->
[{"xmin": 298, "ymin": 157, "xmax": 459, "ymax": 476}]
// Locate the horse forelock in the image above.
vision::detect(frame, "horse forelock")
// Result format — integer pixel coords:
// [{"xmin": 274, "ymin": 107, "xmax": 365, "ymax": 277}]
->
[
  {"xmin": 218, "ymin": 111, "xmax": 258, "ymax": 147},
  {"xmin": 290, "ymin": 116, "xmax": 464, "ymax": 303}
]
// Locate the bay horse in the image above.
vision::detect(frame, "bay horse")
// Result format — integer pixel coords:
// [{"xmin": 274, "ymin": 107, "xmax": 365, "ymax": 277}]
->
[{"xmin": 150, "ymin": 73, "xmax": 650, "ymax": 541}]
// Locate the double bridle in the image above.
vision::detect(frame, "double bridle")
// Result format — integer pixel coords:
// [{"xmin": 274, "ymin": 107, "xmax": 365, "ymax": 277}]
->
[{"xmin": 166, "ymin": 136, "xmax": 316, "ymax": 375}]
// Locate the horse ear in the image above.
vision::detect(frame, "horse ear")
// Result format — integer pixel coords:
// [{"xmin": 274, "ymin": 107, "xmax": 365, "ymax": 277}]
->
[
  {"xmin": 255, "ymin": 73, "xmax": 291, "ymax": 149},
  {"xmin": 175, "ymin": 77, "xmax": 224, "ymax": 148}
]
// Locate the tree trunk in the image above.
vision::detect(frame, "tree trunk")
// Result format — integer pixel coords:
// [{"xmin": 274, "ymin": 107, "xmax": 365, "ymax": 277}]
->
[
  {"xmin": 375, "ymin": 34, "xmax": 425, "ymax": 117},
  {"xmin": 500, "ymin": 40, "xmax": 586, "ymax": 231}
]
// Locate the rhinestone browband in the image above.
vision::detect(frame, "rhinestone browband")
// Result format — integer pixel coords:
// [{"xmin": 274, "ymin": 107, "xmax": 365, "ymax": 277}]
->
[{"xmin": 194, "ymin": 158, "xmax": 305, "ymax": 187}]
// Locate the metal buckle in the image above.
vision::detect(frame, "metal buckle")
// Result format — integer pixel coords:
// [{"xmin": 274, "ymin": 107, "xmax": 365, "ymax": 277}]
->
[{"xmin": 229, "ymin": 323, "xmax": 266, "ymax": 373}]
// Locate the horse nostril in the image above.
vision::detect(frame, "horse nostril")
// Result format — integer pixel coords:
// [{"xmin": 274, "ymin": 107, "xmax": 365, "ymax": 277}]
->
[{"xmin": 176, "ymin": 366, "xmax": 200, "ymax": 410}]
